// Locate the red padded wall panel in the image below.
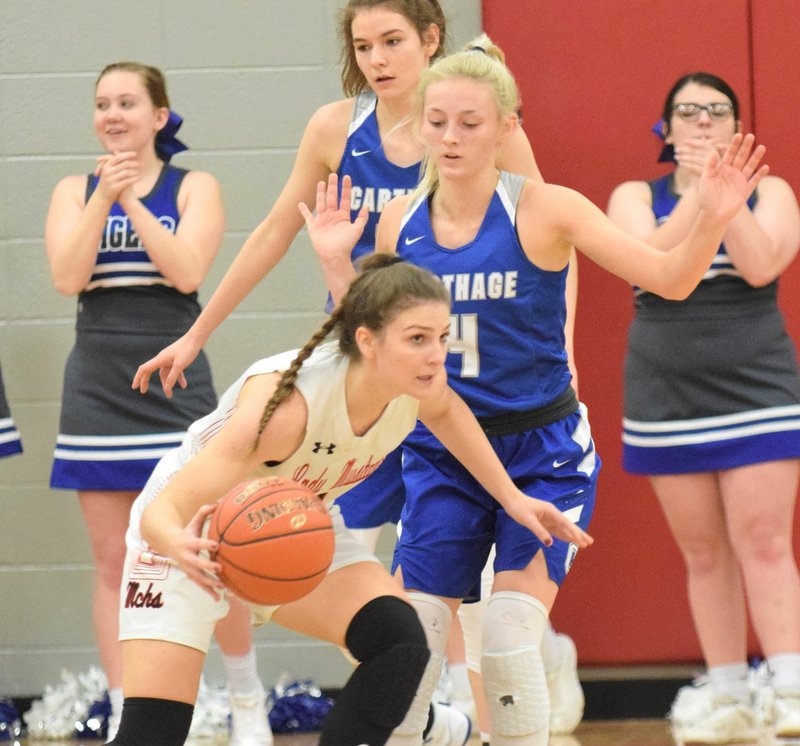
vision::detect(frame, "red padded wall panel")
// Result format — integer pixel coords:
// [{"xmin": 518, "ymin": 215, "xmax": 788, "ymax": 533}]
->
[
  {"xmin": 750, "ymin": 1, "xmax": 800, "ymax": 346},
  {"xmin": 482, "ymin": 1, "xmax": 796, "ymax": 664}
]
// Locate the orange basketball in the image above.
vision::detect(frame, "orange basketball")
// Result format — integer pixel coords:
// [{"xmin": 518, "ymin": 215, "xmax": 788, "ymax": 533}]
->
[{"xmin": 208, "ymin": 476, "xmax": 334, "ymax": 605}]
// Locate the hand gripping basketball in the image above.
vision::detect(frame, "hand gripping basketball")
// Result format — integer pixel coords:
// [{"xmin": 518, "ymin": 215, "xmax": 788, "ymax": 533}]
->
[{"xmin": 207, "ymin": 477, "xmax": 334, "ymax": 605}]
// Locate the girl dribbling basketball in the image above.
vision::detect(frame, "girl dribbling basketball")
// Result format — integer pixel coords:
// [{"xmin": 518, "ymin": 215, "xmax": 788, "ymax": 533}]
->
[{"xmin": 110, "ymin": 255, "xmax": 591, "ymax": 746}]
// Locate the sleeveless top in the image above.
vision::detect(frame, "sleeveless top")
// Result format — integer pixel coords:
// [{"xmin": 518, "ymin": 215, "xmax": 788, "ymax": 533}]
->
[
  {"xmin": 635, "ymin": 174, "xmax": 772, "ymax": 315},
  {"xmin": 399, "ymin": 171, "xmax": 571, "ymax": 418},
  {"xmin": 128, "ymin": 341, "xmax": 420, "ymax": 538},
  {"xmin": 78, "ymin": 164, "xmax": 202, "ymax": 335},
  {"xmin": 337, "ymin": 92, "xmax": 420, "ymax": 266}
]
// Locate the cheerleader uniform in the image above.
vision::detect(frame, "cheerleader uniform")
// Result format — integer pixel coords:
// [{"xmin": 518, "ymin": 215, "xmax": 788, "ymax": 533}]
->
[
  {"xmin": 120, "ymin": 341, "xmax": 419, "ymax": 647},
  {"xmin": 333, "ymin": 92, "xmax": 420, "ymax": 529},
  {"xmin": 395, "ymin": 172, "xmax": 600, "ymax": 600},
  {"xmin": 623, "ymin": 174, "xmax": 800, "ymax": 474},
  {"xmin": 50, "ymin": 164, "xmax": 217, "ymax": 492},
  {"xmin": 0, "ymin": 363, "xmax": 23, "ymax": 457}
]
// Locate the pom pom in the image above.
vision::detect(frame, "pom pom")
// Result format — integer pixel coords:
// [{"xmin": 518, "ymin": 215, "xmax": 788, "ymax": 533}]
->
[
  {"xmin": 0, "ymin": 698, "xmax": 23, "ymax": 742},
  {"xmin": 22, "ymin": 667, "xmax": 108, "ymax": 740},
  {"xmin": 266, "ymin": 675, "xmax": 333, "ymax": 733},
  {"xmin": 187, "ymin": 678, "xmax": 231, "ymax": 740}
]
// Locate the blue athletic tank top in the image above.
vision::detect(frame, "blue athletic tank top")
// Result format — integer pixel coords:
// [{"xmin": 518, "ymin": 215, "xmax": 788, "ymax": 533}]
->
[
  {"xmin": 84, "ymin": 164, "xmax": 187, "ymax": 291},
  {"xmin": 337, "ymin": 93, "xmax": 420, "ymax": 265},
  {"xmin": 77, "ymin": 164, "xmax": 202, "ymax": 335},
  {"xmin": 399, "ymin": 172, "xmax": 571, "ymax": 418},
  {"xmin": 637, "ymin": 174, "xmax": 772, "ymax": 311}
]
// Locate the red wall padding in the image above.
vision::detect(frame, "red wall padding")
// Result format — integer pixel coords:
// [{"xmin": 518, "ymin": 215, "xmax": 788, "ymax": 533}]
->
[{"xmin": 483, "ymin": 0, "xmax": 800, "ymax": 664}]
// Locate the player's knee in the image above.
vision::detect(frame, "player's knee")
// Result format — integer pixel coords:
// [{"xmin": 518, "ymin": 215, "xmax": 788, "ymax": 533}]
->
[
  {"xmin": 346, "ymin": 594, "xmax": 428, "ymax": 661},
  {"xmin": 388, "ymin": 592, "xmax": 455, "ymax": 737},
  {"xmin": 482, "ymin": 592, "xmax": 550, "ymax": 737},
  {"xmin": 344, "ymin": 595, "xmax": 430, "ymax": 727},
  {"xmin": 107, "ymin": 697, "xmax": 193, "ymax": 746},
  {"xmin": 482, "ymin": 591, "xmax": 547, "ymax": 655}
]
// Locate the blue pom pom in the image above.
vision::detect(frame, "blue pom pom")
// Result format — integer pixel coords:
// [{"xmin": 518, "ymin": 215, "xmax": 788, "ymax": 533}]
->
[
  {"xmin": 0, "ymin": 698, "xmax": 22, "ymax": 742},
  {"xmin": 73, "ymin": 692, "xmax": 111, "ymax": 740},
  {"xmin": 267, "ymin": 680, "xmax": 333, "ymax": 733}
]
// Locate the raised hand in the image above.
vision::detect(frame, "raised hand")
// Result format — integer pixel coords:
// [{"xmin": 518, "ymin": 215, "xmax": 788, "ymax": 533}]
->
[
  {"xmin": 675, "ymin": 136, "xmax": 727, "ymax": 177},
  {"xmin": 299, "ymin": 173, "xmax": 368, "ymax": 266},
  {"xmin": 94, "ymin": 150, "xmax": 139, "ymax": 203},
  {"xmin": 697, "ymin": 133, "xmax": 768, "ymax": 223}
]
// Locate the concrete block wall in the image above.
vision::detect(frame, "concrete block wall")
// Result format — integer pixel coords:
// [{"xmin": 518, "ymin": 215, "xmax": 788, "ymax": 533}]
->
[{"xmin": 0, "ymin": 0, "xmax": 480, "ymax": 696}]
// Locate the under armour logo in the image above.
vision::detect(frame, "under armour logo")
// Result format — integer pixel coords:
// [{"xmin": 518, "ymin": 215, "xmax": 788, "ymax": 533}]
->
[
  {"xmin": 499, "ymin": 695, "xmax": 515, "ymax": 707},
  {"xmin": 312, "ymin": 442, "xmax": 336, "ymax": 454}
]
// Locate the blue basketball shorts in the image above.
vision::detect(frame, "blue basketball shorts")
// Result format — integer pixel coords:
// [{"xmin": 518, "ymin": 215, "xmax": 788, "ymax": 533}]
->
[
  {"xmin": 394, "ymin": 404, "xmax": 600, "ymax": 601},
  {"xmin": 334, "ymin": 447, "xmax": 405, "ymax": 529}
]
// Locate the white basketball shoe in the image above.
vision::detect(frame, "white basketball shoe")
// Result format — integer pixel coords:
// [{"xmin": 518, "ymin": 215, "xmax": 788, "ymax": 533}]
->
[{"xmin": 546, "ymin": 633, "xmax": 585, "ymax": 735}]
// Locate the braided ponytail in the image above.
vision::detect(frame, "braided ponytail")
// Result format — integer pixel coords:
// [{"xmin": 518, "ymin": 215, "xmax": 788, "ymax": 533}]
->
[
  {"xmin": 256, "ymin": 253, "xmax": 449, "ymax": 439},
  {"xmin": 257, "ymin": 309, "xmax": 343, "ymax": 436}
]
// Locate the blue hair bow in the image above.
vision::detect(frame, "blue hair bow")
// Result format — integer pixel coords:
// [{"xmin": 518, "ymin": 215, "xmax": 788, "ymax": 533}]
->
[
  {"xmin": 156, "ymin": 110, "xmax": 189, "ymax": 163},
  {"xmin": 651, "ymin": 117, "xmax": 675, "ymax": 163}
]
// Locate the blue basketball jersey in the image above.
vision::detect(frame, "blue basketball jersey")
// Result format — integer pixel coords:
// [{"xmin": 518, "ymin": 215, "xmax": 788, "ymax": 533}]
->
[
  {"xmin": 331, "ymin": 94, "xmax": 420, "ymax": 526},
  {"xmin": 398, "ymin": 171, "xmax": 572, "ymax": 418},
  {"xmin": 84, "ymin": 164, "xmax": 187, "ymax": 291},
  {"xmin": 337, "ymin": 93, "xmax": 420, "ymax": 265}
]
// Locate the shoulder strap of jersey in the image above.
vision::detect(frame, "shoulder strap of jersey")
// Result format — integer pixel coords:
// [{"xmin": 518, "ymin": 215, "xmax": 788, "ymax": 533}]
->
[
  {"xmin": 497, "ymin": 171, "xmax": 526, "ymax": 223},
  {"xmin": 349, "ymin": 92, "xmax": 378, "ymax": 136}
]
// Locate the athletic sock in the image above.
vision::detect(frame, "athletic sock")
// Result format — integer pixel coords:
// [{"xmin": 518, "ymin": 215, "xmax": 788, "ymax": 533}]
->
[
  {"xmin": 221, "ymin": 648, "xmax": 262, "ymax": 695},
  {"xmin": 768, "ymin": 653, "xmax": 800, "ymax": 693},
  {"xmin": 708, "ymin": 662, "xmax": 749, "ymax": 702},
  {"xmin": 108, "ymin": 687, "xmax": 124, "ymax": 720}
]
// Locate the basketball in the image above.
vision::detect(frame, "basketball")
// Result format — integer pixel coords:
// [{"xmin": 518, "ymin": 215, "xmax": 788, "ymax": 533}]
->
[{"xmin": 207, "ymin": 476, "xmax": 334, "ymax": 605}]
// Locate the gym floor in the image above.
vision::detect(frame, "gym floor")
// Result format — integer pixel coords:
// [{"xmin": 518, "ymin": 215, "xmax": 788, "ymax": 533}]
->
[{"xmin": 20, "ymin": 720, "xmax": 684, "ymax": 745}]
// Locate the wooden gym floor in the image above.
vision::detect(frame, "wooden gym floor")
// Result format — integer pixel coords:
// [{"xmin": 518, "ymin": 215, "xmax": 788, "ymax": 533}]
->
[{"xmin": 19, "ymin": 719, "xmax": 686, "ymax": 746}]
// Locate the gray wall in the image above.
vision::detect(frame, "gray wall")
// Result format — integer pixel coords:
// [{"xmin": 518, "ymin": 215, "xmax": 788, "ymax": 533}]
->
[{"xmin": 0, "ymin": 1, "xmax": 481, "ymax": 696}]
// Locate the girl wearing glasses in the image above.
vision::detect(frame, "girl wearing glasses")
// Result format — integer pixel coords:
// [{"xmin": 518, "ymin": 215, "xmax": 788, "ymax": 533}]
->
[{"xmin": 608, "ymin": 71, "xmax": 800, "ymax": 744}]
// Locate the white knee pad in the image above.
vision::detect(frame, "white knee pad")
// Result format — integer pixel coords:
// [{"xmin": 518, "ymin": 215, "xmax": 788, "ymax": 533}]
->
[
  {"xmin": 457, "ymin": 597, "xmax": 486, "ymax": 672},
  {"xmin": 457, "ymin": 546, "xmax": 496, "ymax": 672},
  {"xmin": 391, "ymin": 592, "xmax": 452, "ymax": 739},
  {"xmin": 481, "ymin": 591, "xmax": 550, "ymax": 740}
]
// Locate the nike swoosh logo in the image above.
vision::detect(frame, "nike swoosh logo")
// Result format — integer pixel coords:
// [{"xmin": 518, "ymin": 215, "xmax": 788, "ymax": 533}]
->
[
  {"xmin": 404, "ymin": 235, "xmax": 425, "ymax": 245},
  {"xmin": 553, "ymin": 458, "xmax": 571, "ymax": 468},
  {"xmin": 351, "ymin": 148, "xmax": 372, "ymax": 157}
]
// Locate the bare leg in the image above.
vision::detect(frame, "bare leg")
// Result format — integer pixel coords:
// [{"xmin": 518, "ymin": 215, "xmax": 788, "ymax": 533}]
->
[
  {"xmin": 214, "ymin": 583, "xmax": 272, "ymax": 745},
  {"xmin": 123, "ymin": 639, "xmax": 206, "ymax": 703},
  {"xmin": 78, "ymin": 490, "xmax": 137, "ymax": 691},
  {"xmin": 720, "ymin": 459, "xmax": 800, "ymax": 657},
  {"xmin": 651, "ymin": 472, "xmax": 748, "ymax": 667},
  {"xmin": 214, "ymin": 597, "xmax": 255, "ymax": 657}
]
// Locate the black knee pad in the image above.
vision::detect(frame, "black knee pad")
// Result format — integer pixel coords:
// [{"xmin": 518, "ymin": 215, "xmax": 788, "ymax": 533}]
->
[
  {"xmin": 107, "ymin": 697, "xmax": 193, "ymax": 746},
  {"xmin": 345, "ymin": 594, "xmax": 428, "ymax": 661},
  {"xmin": 320, "ymin": 596, "xmax": 430, "ymax": 745},
  {"xmin": 344, "ymin": 595, "xmax": 430, "ymax": 725}
]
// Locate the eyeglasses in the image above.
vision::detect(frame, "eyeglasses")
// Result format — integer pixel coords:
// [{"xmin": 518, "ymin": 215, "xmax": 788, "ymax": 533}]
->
[{"xmin": 671, "ymin": 102, "xmax": 734, "ymax": 122}]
